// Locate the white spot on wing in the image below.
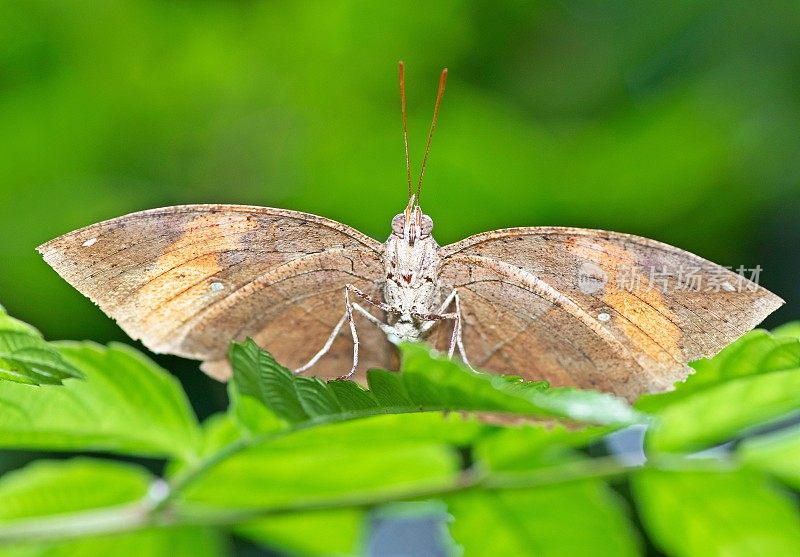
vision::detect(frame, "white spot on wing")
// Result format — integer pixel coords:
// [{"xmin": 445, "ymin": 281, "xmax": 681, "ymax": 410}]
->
[
  {"xmin": 82, "ymin": 237, "xmax": 97, "ymax": 247},
  {"xmin": 210, "ymin": 282, "xmax": 225, "ymax": 292},
  {"xmin": 597, "ymin": 312, "xmax": 611, "ymax": 322}
]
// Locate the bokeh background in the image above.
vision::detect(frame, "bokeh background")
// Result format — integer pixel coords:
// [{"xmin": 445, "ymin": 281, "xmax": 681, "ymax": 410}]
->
[{"xmin": 2, "ymin": 0, "xmax": 799, "ymax": 431}]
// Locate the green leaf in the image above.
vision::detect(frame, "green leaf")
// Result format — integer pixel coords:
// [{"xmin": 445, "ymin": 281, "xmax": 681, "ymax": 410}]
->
[
  {"xmin": 473, "ymin": 424, "xmax": 613, "ymax": 472},
  {"xmin": 0, "ymin": 458, "xmax": 151, "ymax": 522},
  {"xmin": 328, "ymin": 379, "xmax": 381, "ymax": 410},
  {"xmin": 227, "ymin": 381, "xmax": 284, "ymax": 435},
  {"xmin": 638, "ymin": 329, "xmax": 800, "ymax": 412},
  {"xmin": 446, "ymin": 426, "xmax": 637, "ymax": 557},
  {"xmin": 447, "ymin": 480, "xmax": 639, "ymax": 557},
  {"xmin": 632, "ymin": 467, "xmax": 800, "ymax": 557},
  {"xmin": 365, "ymin": 369, "xmax": 415, "ymax": 408},
  {"xmin": 0, "ymin": 526, "xmax": 226, "ymax": 557},
  {"xmin": 236, "ymin": 509, "xmax": 365, "ymax": 557},
  {"xmin": 773, "ymin": 321, "xmax": 800, "ymax": 339},
  {"xmin": 0, "ymin": 342, "xmax": 201, "ymax": 462},
  {"xmin": 230, "ymin": 339, "xmax": 308, "ymax": 422},
  {"xmin": 198, "ymin": 413, "xmax": 246, "ymax": 458},
  {"xmin": 0, "ymin": 459, "xmax": 226, "ymax": 556},
  {"xmin": 166, "ymin": 411, "xmax": 248, "ymax": 481},
  {"xmin": 229, "ymin": 339, "xmax": 641, "ymax": 429},
  {"xmin": 739, "ymin": 427, "xmax": 800, "ymax": 490},
  {"xmin": 0, "ymin": 307, "xmax": 82, "ymax": 385},
  {"xmin": 638, "ymin": 328, "xmax": 800, "ymax": 453},
  {"xmin": 178, "ymin": 413, "xmax": 483, "ymax": 511},
  {"xmin": 645, "ymin": 368, "xmax": 800, "ymax": 453}
]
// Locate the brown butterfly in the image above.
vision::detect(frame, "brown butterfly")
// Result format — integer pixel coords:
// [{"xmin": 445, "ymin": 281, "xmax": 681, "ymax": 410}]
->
[{"xmin": 38, "ymin": 63, "xmax": 783, "ymax": 400}]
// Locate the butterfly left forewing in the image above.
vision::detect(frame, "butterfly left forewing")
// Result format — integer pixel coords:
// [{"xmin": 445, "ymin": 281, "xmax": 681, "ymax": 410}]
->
[
  {"xmin": 437, "ymin": 227, "xmax": 784, "ymax": 399},
  {"xmin": 38, "ymin": 204, "xmax": 395, "ymax": 380}
]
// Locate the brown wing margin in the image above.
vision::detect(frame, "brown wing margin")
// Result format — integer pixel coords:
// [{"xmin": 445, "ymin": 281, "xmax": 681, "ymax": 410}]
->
[
  {"xmin": 437, "ymin": 227, "xmax": 783, "ymax": 400},
  {"xmin": 38, "ymin": 204, "xmax": 395, "ymax": 380}
]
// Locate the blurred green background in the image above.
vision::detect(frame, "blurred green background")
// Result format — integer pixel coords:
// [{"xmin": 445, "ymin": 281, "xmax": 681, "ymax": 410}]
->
[{"xmin": 1, "ymin": 0, "xmax": 798, "ymax": 417}]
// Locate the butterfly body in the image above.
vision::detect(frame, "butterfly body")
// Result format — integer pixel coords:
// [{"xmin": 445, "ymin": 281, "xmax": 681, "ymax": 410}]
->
[{"xmin": 381, "ymin": 201, "xmax": 445, "ymax": 344}]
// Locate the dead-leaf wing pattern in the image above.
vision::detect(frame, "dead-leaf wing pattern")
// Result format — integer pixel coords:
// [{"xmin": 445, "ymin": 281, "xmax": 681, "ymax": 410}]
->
[
  {"xmin": 38, "ymin": 205, "xmax": 395, "ymax": 380},
  {"xmin": 436, "ymin": 227, "xmax": 783, "ymax": 399}
]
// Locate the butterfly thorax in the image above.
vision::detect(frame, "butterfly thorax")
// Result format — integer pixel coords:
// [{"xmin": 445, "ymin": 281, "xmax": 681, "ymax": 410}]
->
[{"xmin": 383, "ymin": 209, "xmax": 441, "ymax": 341}]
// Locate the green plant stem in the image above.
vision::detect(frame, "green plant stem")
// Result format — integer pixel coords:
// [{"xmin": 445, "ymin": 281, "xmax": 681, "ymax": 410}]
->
[
  {"xmin": 174, "ymin": 456, "xmax": 634, "ymax": 526},
  {"xmin": 0, "ymin": 453, "xmax": 726, "ymax": 544},
  {"xmin": 0, "ymin": 501, "xmax": 157, "ymax": 543}
]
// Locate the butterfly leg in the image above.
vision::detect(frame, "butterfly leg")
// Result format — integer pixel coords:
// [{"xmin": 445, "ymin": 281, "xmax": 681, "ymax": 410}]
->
[
  {"xmin": 341, "ymin": 284, "xmax": 399, "ymax": 379},
  {"xmin": 452, "ymin": 291, "xmax": 475, "ymax": 371},
  {"xmin": 296, "ymin": 284, "xmax": 396, "ymax": 379},
  {"xmin": 343, "ymin": 285, "xmax": 360, "ymax": 379},
  {"xmin": 418, "ymin": 289, "xmax": 475, "ymax": 371},
  {"xmin": 294, "ymin": 309, "xmax": 350, "ymax": 374},
  {"xmin": 346, "ymin": 285, "xmax": 402, "ymax": 317}
]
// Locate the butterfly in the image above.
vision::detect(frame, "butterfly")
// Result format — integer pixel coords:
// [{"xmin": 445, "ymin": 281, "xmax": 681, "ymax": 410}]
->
[{"xmin": 38, "ymin": 63, "xmax": 783, "ymax": 401}]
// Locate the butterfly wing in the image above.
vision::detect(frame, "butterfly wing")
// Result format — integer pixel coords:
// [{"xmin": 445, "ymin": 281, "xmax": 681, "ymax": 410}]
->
[
  {"xmin": 436, "ymin": 227, "xmax": 784, "ymax": 400},
  {"xmin": 38, "ymin": 205, "xmax": 395, "ymax": 380}
]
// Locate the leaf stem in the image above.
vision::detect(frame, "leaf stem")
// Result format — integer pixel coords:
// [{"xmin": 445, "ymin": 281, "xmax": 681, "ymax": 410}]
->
[
  {"xmin": 0, "ymin": 454, "xmax": 711, "ymax": 544},
  {"xmin": 0, "ymin": 501, "xmax": 157, "ymax": 543}
]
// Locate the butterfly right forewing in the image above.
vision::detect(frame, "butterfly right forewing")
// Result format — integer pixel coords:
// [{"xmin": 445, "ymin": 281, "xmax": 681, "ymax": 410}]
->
[{"xmin": 437, "ymin": 227, "xmax": 783, "ymax": 400}]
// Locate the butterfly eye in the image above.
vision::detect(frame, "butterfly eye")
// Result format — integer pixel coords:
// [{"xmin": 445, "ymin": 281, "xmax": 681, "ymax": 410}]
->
[
  {"xmin": 419, "ymin": 214, "xmax": 434, "ymax": 237},
  {"xmin": 391, "ymin": 214, "xmax": 405, "ymax": 237}
]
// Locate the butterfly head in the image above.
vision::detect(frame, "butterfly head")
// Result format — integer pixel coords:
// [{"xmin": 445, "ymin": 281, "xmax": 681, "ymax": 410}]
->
[{"xmin": 392, "ymin": 195, "xmax": 433, "ymax": 246}]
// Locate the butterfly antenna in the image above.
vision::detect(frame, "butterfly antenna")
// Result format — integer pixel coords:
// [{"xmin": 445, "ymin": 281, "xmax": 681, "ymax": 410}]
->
[
  {"xmin": 399, "ymin": 61, "xmax": 413, "ymax": 199},
  {"xmin": 416, "ymin": 67, "xmax": 448, "ymax": 202}
]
